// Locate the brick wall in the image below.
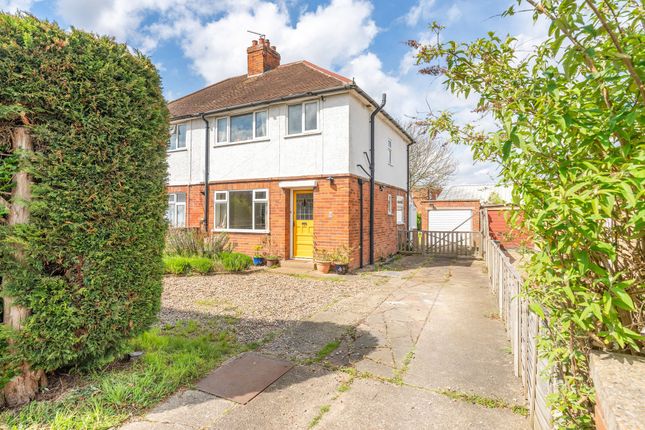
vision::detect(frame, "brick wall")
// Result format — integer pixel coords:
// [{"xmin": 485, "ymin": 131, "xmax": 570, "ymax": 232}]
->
[
  {"xmin": 166, "ymin": 174, "xmax": 407, "ymax": 269},
  {"xmin": 485, "ymin": 207, "xmax": 531, "ymax": 249}
]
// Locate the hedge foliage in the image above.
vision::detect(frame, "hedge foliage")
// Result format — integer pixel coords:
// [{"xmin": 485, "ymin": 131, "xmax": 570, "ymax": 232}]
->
[{"xmin": 0, "ymin": 14, "xmax": 169, "ymax": 379}]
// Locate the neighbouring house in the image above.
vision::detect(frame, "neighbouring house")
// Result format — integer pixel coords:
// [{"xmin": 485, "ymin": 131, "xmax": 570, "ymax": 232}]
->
[{"xmin": 165, "ymin": 38, "xmax": 415, "ymax": 268}]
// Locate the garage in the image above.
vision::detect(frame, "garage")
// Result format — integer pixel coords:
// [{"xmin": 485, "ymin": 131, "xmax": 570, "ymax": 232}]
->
[{"xmin": 427, "ymin": 209, "xmax": 473, "ymax": 232}]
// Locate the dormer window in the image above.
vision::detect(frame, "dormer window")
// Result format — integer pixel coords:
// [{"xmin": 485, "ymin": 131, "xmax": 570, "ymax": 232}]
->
[
  {"xmin": 287, "ymin": 101, "xmax": 318, "ymax": 135},
  {"xmin": 168, "ymin": 124, "xmax": 187, "ymax": 151}
]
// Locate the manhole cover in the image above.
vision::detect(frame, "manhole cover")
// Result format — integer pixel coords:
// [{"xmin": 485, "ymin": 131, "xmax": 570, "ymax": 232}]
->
[{"xmin": 196, "ymin": 352, "xmax": 293, "ymax": 404}]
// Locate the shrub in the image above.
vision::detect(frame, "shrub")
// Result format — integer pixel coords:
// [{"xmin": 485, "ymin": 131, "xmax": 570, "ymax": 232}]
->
[
  {"xmin": 0, "ymin": 13, "xmax": 168, "ymax": 393},
  {"xmin": 189, "ymin": 257, "xmax": 214, "ymax": 274},
  {"xmin": 163, "ymin": 256, "xmax": 191, "ymax": 275},
  {"xmin": 165, "ymin": 229, "xmax": 232, "ymax": 258},
  {"xmin": 219, "ymin": 252, "xmax": 252, "ymax": 272}
]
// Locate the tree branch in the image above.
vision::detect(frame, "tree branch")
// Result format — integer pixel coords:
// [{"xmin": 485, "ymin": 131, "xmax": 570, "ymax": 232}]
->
[{"xmin": 584, "ymin": 0, "xmax": 645, "ymax": 104}]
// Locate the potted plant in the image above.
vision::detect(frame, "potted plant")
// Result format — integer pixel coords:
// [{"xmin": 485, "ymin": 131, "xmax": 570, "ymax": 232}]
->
[
  {"xmin": 265, "ymin": 255, "xmax": 280, "ymax": 267},
  {"xmin": 314, "ymin": 248, "xmax": 332, "ymax": 274},
  {"xmin": 331, "ymin": 245, "xmax": 352, "ymax": 275},
  {"xmin": 252, "ymin": 245, "xmax": 265, "ymax": 266},
  {"xmin": 261, "ymin": 235, "xmax": 280, "ymax": 267}
]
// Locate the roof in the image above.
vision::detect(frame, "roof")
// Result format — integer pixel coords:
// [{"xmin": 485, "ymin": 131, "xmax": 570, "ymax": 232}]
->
[
  {"xmin": 168, "ymin": 61, "xmax": 351, "ymax": 119},
  {"xmin": 167, "ymin": 60, "xmax": 414, "ymax": 143},
  {"xmin": 436, "ymin": 185, "xmax": 512, "ymax": 204}
]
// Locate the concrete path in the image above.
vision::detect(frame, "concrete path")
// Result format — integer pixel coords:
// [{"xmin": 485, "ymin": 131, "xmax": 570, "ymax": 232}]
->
[{"xmin": 122, "ymin": 257, "xmax": 527, "ymax": 430}]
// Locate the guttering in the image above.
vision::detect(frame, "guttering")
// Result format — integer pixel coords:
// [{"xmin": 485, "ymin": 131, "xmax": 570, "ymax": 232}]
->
[
  {"xmin": 200, "ymin": 114, "xmax": 210, "ymax": 232},
  {"xmin": 407, "ymin": 140, "xmax": 417, "ymax": 230},
  {"xmin": 170, "ymin": 84, "xmax": 415, "ymax": 145},
  {"xmin": 369, "ymin": 93, "xmax": 386, "ymax": 266}
]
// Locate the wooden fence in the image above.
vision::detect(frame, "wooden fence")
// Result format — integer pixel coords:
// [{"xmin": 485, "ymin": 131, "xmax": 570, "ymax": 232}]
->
[
  {"xmin": 482, "ymin": 237, "xmax": 554, "ymax": 429},
  {"xmin": 397, "ymin": 230, "xmax": 482, "ymax": 257}
]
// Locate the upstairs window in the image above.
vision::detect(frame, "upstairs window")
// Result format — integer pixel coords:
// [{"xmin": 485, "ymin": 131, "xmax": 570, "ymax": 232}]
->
[
  {"xmin": 216, "ymin": 109, "xmax": 268, "ymax": 143},
  {"xmin": 167, "ymin": 193, "xmax": 186, "ymax": 227},
  {"xmin": 287, "ymin": 101, "xmax": 318, "ymax": 135},
  {"xmin": 168, "ymin": 124, "xmax": 187, "ymax": 151},
  {"xmin": 387, "ymin": 138, "xmax": 393, "ymax": 166}
]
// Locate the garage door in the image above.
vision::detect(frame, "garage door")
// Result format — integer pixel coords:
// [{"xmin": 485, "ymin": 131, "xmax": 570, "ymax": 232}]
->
[{"xmin": 427, "ymin": 209, "xmax": 473, "ymax": 232}]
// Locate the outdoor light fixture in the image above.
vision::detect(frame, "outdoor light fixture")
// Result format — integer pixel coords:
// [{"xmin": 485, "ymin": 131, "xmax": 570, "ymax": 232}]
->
[{"xmin": 327, "ymin": 176, "xmax": 334, "ymax": 184}]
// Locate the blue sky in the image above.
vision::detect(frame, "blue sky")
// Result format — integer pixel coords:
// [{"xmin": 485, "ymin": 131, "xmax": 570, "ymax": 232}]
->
[{"xmin": 1, "ymin": 0, "xmax": 548, "ymax": 185}]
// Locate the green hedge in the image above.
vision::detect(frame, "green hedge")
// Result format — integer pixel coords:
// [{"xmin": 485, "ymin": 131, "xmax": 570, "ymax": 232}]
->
[
  {"xmin": 0, "ymin": 14, "xmax": 168, "ymax": 378},
  {"xmin": 163, "ymin": 256, "xmax": 214, "ymax": 275}
]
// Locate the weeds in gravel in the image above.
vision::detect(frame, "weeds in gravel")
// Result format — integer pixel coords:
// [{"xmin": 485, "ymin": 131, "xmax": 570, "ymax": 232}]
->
[
  {"xmin": 0, "ymin": 321, "xmax": 241, "ymax": 430},
  {"xmin": 303, "ymin": 339, "xmax": 342, "ymax": 365},
  {"xmin": 436, "ymin": 389, "xmax": 528, "ymax": 416},
  {"xmin": 308, "ymin": 404, "xmax": 331, "ymax": 428}
]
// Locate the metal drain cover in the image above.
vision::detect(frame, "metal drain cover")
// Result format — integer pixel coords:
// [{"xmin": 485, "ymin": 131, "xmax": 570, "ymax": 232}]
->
[{"xmin": 196, "ymin": 352, "xmax": 293, "ymax": 404}]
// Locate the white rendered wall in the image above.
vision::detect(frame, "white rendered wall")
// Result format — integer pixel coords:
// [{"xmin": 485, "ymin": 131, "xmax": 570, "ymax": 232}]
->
[
  {"xmin": 348, "ymin": 93, "xmax": 408, "ymax": 190},
  {"xmin": 166, "ymin": 91, "xmax": 408, "ymax": 189}
]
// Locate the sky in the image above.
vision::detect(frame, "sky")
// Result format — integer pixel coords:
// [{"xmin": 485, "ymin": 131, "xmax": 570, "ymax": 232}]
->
[{"xmin": 1, "ymin": 0, "xmax": 549, "ymax": 185}]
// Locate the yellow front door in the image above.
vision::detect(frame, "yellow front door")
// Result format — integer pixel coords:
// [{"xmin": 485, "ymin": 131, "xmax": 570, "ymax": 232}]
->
[{"xmin": 293, "ymin": 190, "xmax": 314, "ymax": 258}]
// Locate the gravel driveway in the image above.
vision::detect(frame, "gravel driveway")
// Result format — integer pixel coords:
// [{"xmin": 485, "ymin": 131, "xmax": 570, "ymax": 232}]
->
[{"xmin": 159, "ymin": 270, "xmax": 371, "ymax": 344}]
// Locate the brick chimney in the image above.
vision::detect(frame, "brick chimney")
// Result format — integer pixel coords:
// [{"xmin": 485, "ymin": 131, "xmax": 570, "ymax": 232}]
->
[{"xmin": 247, "ymin": 38, "xmax": 281, "ymax": 76}]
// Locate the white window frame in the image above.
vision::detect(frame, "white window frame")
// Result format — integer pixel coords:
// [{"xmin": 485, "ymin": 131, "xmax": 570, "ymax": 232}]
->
[
  {"xmin": 215, "ymin": 109, "xmax": 269, "ymax": 144},
  {"xmin": 168, "ymin": 123, "xmax": 188, "ymax": 152},
  {"xmin": 213, "ymin": 188, "xmax": 269, "ymax": 233},
  {"xmin": 387, "ymin": 138, "xmax": 393, "ymax": 166},
  {"xmin": 167, "ymin": 192, "xmax": 186, "ymax": 227},
  {"xmin": 396, "ymin": 195, "xmax": 405, "ymax": 225},
  {"xmin": 286, "ymin": 100, "xmax": 319, "ymax": 136},
  {"xmin": 387, "ymin": 194, "xmax": 393, "ymax": 216}
]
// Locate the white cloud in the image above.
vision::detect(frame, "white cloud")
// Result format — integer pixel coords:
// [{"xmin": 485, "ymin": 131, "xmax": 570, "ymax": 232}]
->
[
  {"xmin": 405, "ymin": 0, "xmax": 435, "ymax": 27},
  {"xmin": 0, "ymin": 0, "xmax": 34, "ymax": 13},
  {"xmin": 446, "ymin": 3, "xmax": 462, "ymax": 23}
]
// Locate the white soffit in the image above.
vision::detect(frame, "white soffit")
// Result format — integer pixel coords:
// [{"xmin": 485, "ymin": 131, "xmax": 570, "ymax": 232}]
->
[{"xmin": 279, "ymin": 180, "xmax": 317, "ymax": 189}]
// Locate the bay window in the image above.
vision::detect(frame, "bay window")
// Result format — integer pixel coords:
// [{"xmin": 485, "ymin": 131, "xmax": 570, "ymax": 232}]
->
[
  {"xmin": 167, "ymin": 193, "xmax": 186, "ymax": 227},
  {"xmin": 214, "ymin": 189, "xmax": 268, "ymax": 231},
  {"xmin": 215, "ymin": 109, "xmax": 268, "ymax": 143},
  {"xmin": 287, "ymin": 101, "xmax": 318, "ymax": 135}
]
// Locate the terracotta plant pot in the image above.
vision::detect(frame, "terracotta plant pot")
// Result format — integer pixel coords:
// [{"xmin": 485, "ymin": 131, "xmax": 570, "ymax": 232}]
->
[
  {"xmin": 266, "ymin": 258, "xmax": 280, "ymax": 267},
  {"xmin": 317, "ymin": 261, "xmax": 332, "ymax": 274}
]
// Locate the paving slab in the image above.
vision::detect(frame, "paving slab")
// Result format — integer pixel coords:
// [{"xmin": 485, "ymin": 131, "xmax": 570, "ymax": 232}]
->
[
  {"xmin": 404, "ymin": 262, "xmax": 525, "ymax": 403},
  {"xmin": 208, "ymin": 365, "xmax": 346, "ymax": 430},
  {"xmin": 317, "ymin": 378, "xmax": 527, "ymax": 430}
]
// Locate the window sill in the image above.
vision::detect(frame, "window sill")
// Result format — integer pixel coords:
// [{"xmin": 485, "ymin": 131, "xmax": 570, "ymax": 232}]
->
[
  {"xmin": 214, "ymin": 138, "xmax": 270, "ymax": 148},
  {"xmin": 284, "ymin": 130, "xmax": 321, "ymax": 139},
  {"xmin": 213, "ymin": 229, "xmax": 270, "ymax": 234},
  {"xmin": 167, "ymin": 148, "xmax": 188, "ymax": 153}
]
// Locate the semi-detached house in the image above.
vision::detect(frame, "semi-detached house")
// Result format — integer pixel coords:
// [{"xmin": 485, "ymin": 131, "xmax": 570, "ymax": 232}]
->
[{"xmin": 166, "ymin": 37, "xmax": 414, "ymax": 269}]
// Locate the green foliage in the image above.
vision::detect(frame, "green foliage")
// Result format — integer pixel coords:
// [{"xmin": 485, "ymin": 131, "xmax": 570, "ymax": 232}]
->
[
  {"xmin": 410, "ymin": 2, "xmax": 644, "ymax": 427},
  {"xmin": 163, "ymin": 256, "xmax": 191, "ymax": 275},
  {"xmin": 189, "ymin": 257, "xmax": 215, "ymax": 274},
  {"xmin": 165, "ymin": 228, "xmax": 233, "ymax": 258},
  {"xmin": 162, "ymin": 256, "xmax": 215, "ymax": 275},
  {"xmin": 219, "ymin": 252, "xmax": 252, "ymax": 272},
  {"xmin": 0, "ymin": 14, "xmax": 168, "ymax": 383},
  {"xmin": 0, "ymin": 323, "xmax": 239, "ymax": 429}
]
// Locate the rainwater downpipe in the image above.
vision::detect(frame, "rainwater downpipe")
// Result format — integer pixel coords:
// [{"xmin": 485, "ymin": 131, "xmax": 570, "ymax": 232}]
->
[
  {"xmin": 358, "ymin": 178, "xmax": 364, "ymax": 268},
  {"xmin": 406, "ymin": 139, "xmax": 416, "ymax": 230},
  {"xmin": 201, "ymin": 114, "xmax": 210, "ymax": 232},
  {"xmin": 369, "ymin": 93, "xmax": 386, "ymax": 266}
]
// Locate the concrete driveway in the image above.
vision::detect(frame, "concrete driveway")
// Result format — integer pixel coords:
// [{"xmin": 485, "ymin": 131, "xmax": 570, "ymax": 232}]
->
[{"xmin": 123, "ymin": 256, "xmax": 527, "ymax": 430}]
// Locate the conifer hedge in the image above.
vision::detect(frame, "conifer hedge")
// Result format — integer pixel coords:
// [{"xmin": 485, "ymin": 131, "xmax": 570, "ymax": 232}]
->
[{"xmin": 0, "ymin": 14, "xmax": 169, "ymax": 380}]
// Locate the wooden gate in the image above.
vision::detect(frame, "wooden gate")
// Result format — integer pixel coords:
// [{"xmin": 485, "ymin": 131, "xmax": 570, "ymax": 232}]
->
[{"xmin": 397, "ymin": 230, "xmax": 482, "ymax": 257}]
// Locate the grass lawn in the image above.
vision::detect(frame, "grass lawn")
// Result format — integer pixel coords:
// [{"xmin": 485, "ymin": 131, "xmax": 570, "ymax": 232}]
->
[{"xmin": 1, "ymin": 321, "xmax": 244, "ymax": 430}]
